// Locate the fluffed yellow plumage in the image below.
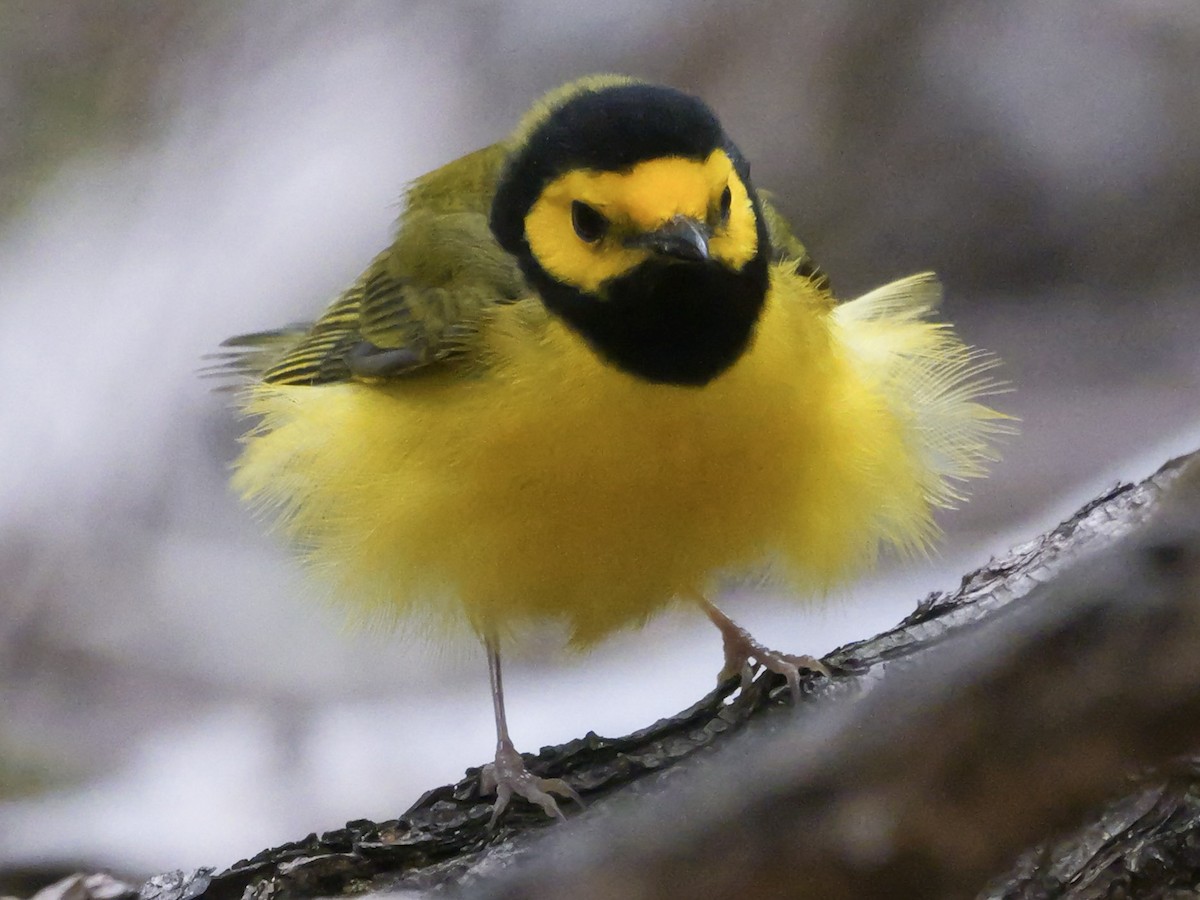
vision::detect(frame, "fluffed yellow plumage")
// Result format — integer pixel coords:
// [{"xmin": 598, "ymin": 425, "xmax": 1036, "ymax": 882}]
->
[
  {"xmin": 234, "ymin": 271, "xmax": 1000, "ymax": 643},
  {"xmin": 219, "ymin": 75, "xmax": 1008, "ymax": 823}
]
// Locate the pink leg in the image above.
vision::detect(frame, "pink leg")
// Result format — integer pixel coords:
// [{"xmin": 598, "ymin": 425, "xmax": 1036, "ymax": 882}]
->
[{"xmin": 479, "ymin": 636, "xmax": 582, "ymax": 827}]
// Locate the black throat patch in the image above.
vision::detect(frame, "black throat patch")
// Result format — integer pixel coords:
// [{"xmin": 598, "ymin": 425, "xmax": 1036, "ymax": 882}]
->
[{"xmin": 536, "ymin": 250, "xmax": 770, "ymax": 386}]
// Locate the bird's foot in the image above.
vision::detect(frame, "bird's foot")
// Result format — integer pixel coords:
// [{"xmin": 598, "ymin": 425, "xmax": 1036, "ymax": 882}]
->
[
  {"xmin": 705, "ymin": 604, "xmax": 830, "ymax": 701},
  {"xmin": 480, "ymin": 738, "xmax": 582, "ymax": 828}
]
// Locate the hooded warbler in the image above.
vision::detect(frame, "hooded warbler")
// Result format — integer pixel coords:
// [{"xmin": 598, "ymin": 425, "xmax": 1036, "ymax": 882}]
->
[{"xmin": 217, "ymin": 75, "xmax": 1008, "ymax": 824}]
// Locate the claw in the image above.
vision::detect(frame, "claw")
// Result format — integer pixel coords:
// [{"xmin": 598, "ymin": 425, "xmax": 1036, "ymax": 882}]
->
[
  {"xmin": 702, "ymin": 597, "xmax": 829, "ymax": 702},
  {"xmin": 481, "ymin": 738, "xmax": 583, "ymax": 828}
]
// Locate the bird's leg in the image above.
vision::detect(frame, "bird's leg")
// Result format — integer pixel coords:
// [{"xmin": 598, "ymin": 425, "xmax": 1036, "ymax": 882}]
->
[
  {"xmin": 698, "ymin": 596, "xmax": 830, "ymax": 701},
  {"xmin": 478, "ymin": 636, "xmax": 581, "ymax": 827}
]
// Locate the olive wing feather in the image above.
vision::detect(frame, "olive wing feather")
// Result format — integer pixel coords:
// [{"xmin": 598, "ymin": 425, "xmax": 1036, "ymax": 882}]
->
[
  {"xmin": 212, "ymin": 142, "xmax": 524, "ymax": 386},
  {"xmin": 757, "ymin": 190, "xmax": 831, "ymax": 295}
]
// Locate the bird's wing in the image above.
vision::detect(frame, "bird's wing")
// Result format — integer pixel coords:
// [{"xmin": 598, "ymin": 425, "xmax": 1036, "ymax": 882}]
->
[
  {"xmin": 211, "ymin": 143, "xmax": 525, "ymax": 386},
  {"xmin": 758, "ymin": 190, "xmax": 831, "ymax": 295}
]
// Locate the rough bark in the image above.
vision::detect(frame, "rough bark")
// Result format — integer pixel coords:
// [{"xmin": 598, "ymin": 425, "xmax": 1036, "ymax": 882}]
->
[{"xmin": 10, "ymin": 450, "xmax": 1200, "ymax": 900}]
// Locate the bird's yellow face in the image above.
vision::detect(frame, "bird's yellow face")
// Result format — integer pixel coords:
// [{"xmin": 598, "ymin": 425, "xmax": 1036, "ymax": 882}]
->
[{"xmin": 523, "ymin": 149, "xmax": 760, "ymax": 294}]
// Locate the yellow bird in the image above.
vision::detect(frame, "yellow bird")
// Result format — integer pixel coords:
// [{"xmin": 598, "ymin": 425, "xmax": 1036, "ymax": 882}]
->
[{"xmin": 217, "ymin": 75, "xmax": 1007, "ymax": 824}]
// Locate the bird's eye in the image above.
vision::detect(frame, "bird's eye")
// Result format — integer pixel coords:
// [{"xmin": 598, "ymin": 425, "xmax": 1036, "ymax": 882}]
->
[
  {"xmin": 571, "ymin": 201, "xmax": 608, "ymax": 243},
  {"xmin": 718, "ymin": 186, "xmax": 732, "ymax": 223}
]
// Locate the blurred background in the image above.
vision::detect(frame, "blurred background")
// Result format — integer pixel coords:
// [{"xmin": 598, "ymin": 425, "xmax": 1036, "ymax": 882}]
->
[{"xmin": 1, "ymin": 0, "xmax": 1198, "ymax": 890}]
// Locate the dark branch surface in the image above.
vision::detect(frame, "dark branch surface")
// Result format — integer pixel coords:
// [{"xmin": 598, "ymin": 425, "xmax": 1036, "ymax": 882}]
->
[{"xmin": 10, "ymin": 450, "xmax": 1200, "ymax": 900}]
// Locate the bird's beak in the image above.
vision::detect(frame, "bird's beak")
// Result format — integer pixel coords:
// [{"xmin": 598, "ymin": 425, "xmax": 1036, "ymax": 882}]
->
[{"xmin": 626, "ymin": 216, "xmax": 710, "ymax": 262}]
